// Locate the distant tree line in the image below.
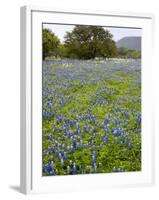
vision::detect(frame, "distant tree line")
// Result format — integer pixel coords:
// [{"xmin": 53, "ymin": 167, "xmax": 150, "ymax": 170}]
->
[
  {"xmin": 43, "ymin": 26, "xmax": 141, "ymax": 60},
  {"xmin": 117, "ymin": 47, "xmax": 141, "ymax": 59}
]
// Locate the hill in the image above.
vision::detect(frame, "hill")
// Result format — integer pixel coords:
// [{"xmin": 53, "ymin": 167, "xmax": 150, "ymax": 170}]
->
[{"xmin": 116, "ymin": 37, "xmax": 141, "ymax": 51}]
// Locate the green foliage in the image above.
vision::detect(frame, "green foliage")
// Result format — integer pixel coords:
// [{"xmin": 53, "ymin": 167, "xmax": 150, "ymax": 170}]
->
[
  {"xmin": 42, "ymin": 59, "xmax": 141, "ymax": 175},
  {"xmin": 42, "ymin": 26, "xmax": 141, "ymax": 60},
  {"xmin": 42, "ymin": 28, "xmax": 60, "ymax": 60},
  {"xmin": 64, "ymin": 25, "xmax": 117, "ymax": 59},
  {"xmin": 56, "ymin": 44, "xmax": 68, "ymax": 58},
  {"xmin": 117, "ymin": 47, "xmax": 141, "ymax": 59}
]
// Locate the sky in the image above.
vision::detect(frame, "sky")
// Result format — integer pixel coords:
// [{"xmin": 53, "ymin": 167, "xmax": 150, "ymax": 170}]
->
[{"xmin": 43, "ymin": 24, "xmax": 141, "ymax": 42}]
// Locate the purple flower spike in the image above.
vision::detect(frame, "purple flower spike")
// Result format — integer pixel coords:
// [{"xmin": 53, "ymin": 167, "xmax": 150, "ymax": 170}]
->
[
  {"xmin": 50, "ymin": 170, "xmax": 54, "ymax": 176},
  {"xmin": 115, "ymin": 119, "xmax": 120, "ymax": 125},
  {"xmin": 84, "ymin": 125, "xmax": 89, "ymax": 133},
  {"xmin": 73, "ymin": 163, "xmax": 77, "ymax": 174},
  {"xmin": 105, "ymin": 117, "xmax": 109, "ymax": 124}
]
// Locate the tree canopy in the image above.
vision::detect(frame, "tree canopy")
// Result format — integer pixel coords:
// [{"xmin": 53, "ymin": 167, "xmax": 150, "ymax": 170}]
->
[
  {"xmin": 117, "ymin": 47, "xmax": 141, "ymax": 59},
  {"xmin": 64, "ymin": 25, "xmax": 117, "ymax": 59},
  {"xmin": 43, "ymin": 28, "xmax": 60, "ymax": 59},
  {"xmin": 42, "ymin": 26, "xmax": 141, "ymax": 60}
]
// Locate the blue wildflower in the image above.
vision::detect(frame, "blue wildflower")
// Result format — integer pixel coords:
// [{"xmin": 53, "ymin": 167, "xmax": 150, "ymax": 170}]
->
[
  {"xmin": 49, "ymin": 170, "xmax": 54, "ymax": 176},
  {"xmin": 73, "ymin": 163, "xmax": 77, "ymax": 174},
  {"xmin": 138, "ymin": 118, "xmax": 141, "ymax": 124},
  {"xmin": 84, "ymin": 125, "xmax": 89, "ymax": 133},
  {"xmin": 115, "ymin": 118, "xmax": 120, "ymax": 125},
  {"xmin": 46, "ymin": 164, "xmax": 52, "ymax": 172},
  {"xmin": 76, "ymin": 122, "xmax": 80, "ymax": 129},
  {"xmin": 72, "ymin": 139, "xmax": 77, "ymax": 148},
  {"xmin": 58, "ymin": 152, "xmax": 62, "ymax": 159},
  {"xmin": 105, "ymin": 117, "xmax": 109, "ymax": 124}
]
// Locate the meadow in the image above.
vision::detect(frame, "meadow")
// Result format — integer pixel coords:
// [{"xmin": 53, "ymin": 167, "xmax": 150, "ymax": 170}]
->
[{"xmin": 42, "ymin": 58, "xmax": 141, "ymax": 176}]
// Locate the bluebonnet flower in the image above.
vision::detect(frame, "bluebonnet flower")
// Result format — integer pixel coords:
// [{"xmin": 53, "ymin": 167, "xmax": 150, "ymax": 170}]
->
[
  {"xmin": 48, "ymin": 146, "xmax": 51, "ymax": 151},
  {"xmin": 49, "ymin": 170, "xmax": 54, "ymax": 176},
  {"xmin": 58, "ymin": 152, "xmax": 62, "ymax": 159},
  {"xmin": 70, "ymin": 121, "xmax": 74, "ymax": 128},
  {"xmin": 48, "ymin": 134, "xmax": 53, "ymax": 141},
  {"xmin": 72, "ymin": 139, "xmax": 77, "ymax": 148},
  {"xmin": 56, "ymin": 118, "xmax": 59, "ymax": 124},
  {"xmin": 73, "ymin": 163, "xmax": 77, "ymax": 174},
  {"xmin": 105, "ymin": 133, "xmax": 108, "ymax": 140},
  {"xmin": 42, "ymin": 59, "xmax": 141, "ymax": 176},
  {"xmin": 137, "ymin": 113, "xmax": 141, "ymax": 124},
  {"xmin": 55, "ymin": 140, "xmax": 58, "ymax": 147},
  {"xmin": 138, "ymin": 113, "xmax": 141, "ymax": 118},
  {"xmin": 115, "ymin": 118, "xmax": 120, "ymax": 125},
  {"xmin": 103, "ymin": 125, "xmax": 107, "ymax": 132},
  {"xmin": 59, "ymin": 115, "xmax": 63, "ymax": 122},
  {"xmin": 89, "ymin": 117, "xmax": 93, "ymax": 124},
  {"xmin": 105, "ymin": 117, "xmax": 109, "ymax": 124},
  {"xmin": 134, "ymin": 127, "xmax": 137, "ymax": 133},
  {"xmin": 46, "ymin": 164, "xmax": 52, "ymax": 172},
  {"xmin": 113, "ymin": 129, "xmax": 121, "ymax": 137},
  {"xmin": 76, "ymin": 122, "xmax": 80, "ymax": 129},
  {"xmin": 50, "ymin": 160, "xmax": 54, "ymax": 167},
  {"xmin": 75, "ymin": 129, "xmax": 80, "ymax": 134},
  {"xmin": 138, "ymin": 118, "xmax": 141, "ymax": 124},
  {"xmin": 92, "ymin": 129, "xmax": 95, "ymax": 134},
  {"xmin": 113, "ymin": 129, "xmax": 118, "ymax": 135},
  {"xmin": 59, "ymin": 127, "xmax": 63, "ymax": 132},
  {"xmin": 84, "ymin": 125, "xmax": 89, "ymax": 133}
]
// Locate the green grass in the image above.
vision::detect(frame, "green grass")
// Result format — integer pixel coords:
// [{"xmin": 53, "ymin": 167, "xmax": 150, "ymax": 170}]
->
[{"xmin": 42, "ymin": 59, "xmax": 141, "ymax": 176}]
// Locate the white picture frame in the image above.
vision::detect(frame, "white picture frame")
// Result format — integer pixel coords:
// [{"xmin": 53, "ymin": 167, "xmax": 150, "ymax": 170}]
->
[{"xmin": 20, "ymin": 5, "xmax": 154, "ymax": 194}]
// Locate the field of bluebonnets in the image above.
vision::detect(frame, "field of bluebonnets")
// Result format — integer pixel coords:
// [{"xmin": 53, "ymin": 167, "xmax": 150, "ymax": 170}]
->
[{"xmin": 42, "ymin": 58, "xmax": 141, "ymax": 176}]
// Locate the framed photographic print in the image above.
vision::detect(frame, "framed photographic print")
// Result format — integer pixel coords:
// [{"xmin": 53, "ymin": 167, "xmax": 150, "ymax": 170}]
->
[{"xmin": 20, "ymin": 6, "xmax": 154, "ymax": 194}]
